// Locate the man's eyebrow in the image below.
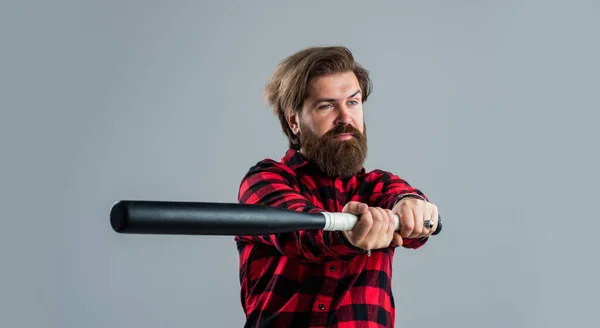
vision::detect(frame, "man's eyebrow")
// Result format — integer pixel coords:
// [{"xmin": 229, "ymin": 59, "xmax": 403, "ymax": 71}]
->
[
  {"xmin": 314, "ymin": 90, "xmax": 362, "ymax": 103},
  {"xmin": 348, "ymin": 90, "xmax": 361, "ymax": 99}
]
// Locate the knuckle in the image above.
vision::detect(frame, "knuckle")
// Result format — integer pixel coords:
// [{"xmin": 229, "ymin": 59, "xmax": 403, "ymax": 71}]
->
[
  {"xmin": 428, "ymin": 203, "xmax": 437, "ymax": 213},
  {"xmin": 371, "ymin": 210, "xmax": 383, "ymax": 221},
  {"xmin": 398, "ymin": 200, "xmax": 408, "ymax": 209}
]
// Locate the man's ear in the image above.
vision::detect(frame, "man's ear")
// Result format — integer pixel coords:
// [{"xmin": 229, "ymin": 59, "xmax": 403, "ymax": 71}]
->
[{"xmin": 286, "ymin": 111, "xmax": 300, "ymax": 135}]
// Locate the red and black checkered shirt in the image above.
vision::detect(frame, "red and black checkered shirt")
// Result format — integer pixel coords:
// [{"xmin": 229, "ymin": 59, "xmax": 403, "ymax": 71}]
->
[{"xmin": 235, "ymin": 148, "xmax": 429, "ymax": 328}]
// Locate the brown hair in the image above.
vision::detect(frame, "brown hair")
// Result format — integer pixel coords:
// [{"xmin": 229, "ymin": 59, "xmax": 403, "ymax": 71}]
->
[{"xmin": 264, "ymin": 46, "xmax": 372, "ymax": 149}]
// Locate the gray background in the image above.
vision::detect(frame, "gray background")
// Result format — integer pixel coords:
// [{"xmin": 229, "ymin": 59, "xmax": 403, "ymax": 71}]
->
[{"xmin": 2, "ymin": 0, "xmax": 599, "ymax": 327}]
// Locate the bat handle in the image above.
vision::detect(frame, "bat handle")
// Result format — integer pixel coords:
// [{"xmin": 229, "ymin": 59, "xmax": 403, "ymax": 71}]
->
[{"xmin": 322, "ymin": 212, "xmax": 443, "ymax": 235}]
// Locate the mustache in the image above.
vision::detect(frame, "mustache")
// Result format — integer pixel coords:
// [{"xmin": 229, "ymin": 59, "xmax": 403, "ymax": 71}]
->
[{"xmin": 325, "ymin": 124, "xmax": 362, "ymax": 138}]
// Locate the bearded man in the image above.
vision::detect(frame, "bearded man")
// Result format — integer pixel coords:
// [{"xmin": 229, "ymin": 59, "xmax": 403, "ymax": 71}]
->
[{"xmin": 234, "ymin": 46, "xmax": 442, "ymax": 328}]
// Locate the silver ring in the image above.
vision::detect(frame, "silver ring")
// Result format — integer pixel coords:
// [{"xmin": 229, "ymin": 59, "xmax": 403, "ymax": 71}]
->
[{"xmin": 424, "ymin": 219, "xmax": 434, "ymax": 229}]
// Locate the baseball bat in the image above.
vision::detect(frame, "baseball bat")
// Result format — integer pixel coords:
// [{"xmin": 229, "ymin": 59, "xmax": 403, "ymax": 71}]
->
[{"xmin": 110, "ymin": 200, "xmax": 442, "ymax": 236}]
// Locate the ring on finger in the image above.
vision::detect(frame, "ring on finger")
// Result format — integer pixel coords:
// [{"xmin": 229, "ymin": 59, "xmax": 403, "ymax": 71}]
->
[{"xmin": 423, "ymin": 219, "xmax": 434, "ymax": 230}]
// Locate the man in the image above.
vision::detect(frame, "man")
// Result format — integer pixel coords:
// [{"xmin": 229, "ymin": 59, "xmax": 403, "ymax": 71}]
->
[{"xmin": 235, "ymin": 46, "xmax": 441, "ymax": 328}]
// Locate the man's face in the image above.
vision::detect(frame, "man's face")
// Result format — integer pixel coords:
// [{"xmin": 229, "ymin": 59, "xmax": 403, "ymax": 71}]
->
[{"xmin": 289, "ymin": 71, "xmax": 368, "ymax": 178}]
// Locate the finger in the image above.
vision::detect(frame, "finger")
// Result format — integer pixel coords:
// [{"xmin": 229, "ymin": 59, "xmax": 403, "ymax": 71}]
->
[
  {"xmin": 351, "ymin": 208, "xmax": 373, "ymax": 242},
  {"xmin": 410, "ymin": 203, "xmax": 424, "ymax": 239},
  {"xmin": 421, "ymin": 202, "xmax": 439, "ymax": 237},
  {"xmin": 399, "ymin": 204, "xmax": 414, "ymax": 238},
  {"xmin": 371, "ymin": 207, "xmax": 384, "ymax": 235},
  {"xmin": 373, "ymin": 208, "xmax": 392, "ymax": 242},
  {"xmin": 365, "ymin": 208, "xmax": 384, "ymax": 247},
  {"xmin": 421, "ymin": 205, "xmax": 433, "ymax": 238}
]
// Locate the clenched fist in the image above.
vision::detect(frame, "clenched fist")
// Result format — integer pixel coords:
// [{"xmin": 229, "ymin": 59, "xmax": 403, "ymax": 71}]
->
[
  {"xmin": 392, "ymin": 196, "xmax": 439, "ymax": 243},
  {"xmin": 340, "ymin": 201, "xmax": 397, "ymax": 251}
]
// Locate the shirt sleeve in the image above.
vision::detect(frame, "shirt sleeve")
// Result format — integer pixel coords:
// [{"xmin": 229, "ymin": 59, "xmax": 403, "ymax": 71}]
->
[
  {"xmin": 236, "ymin": 160, "xmax": 366, "ymax": 263},
  {"xmin": 367, "ymin": 170, "xmax": 430, "ymax": 250}
]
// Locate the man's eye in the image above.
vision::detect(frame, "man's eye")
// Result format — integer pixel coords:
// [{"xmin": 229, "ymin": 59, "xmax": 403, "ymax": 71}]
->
[
  {"xmin": 348, "ymin": 100, "xmax": 359, "ymax": 106},
  {"xmin": 318, "ymin": 104, "xmax": 332, "ymax": 109}
]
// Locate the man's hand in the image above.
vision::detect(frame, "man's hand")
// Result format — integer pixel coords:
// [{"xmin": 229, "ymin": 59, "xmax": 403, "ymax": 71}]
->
[
  {"xmin": 392, "ymin": 196, "xmax": 439, "ymax": 245},
  {"xmin": 340, "ymin": 201, "xmax": 396, "ymax": 251}
]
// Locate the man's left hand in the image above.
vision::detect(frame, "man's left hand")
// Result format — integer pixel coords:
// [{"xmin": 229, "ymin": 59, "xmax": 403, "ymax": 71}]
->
[{"xmin": 391, "ymin": 196, "xmax": 439, "ymax": 245}]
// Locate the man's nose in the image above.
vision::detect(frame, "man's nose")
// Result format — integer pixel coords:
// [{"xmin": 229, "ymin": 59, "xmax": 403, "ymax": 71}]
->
[{"xmin": 335, "ymin": 106, "xmax": 352, "ymax": 125}]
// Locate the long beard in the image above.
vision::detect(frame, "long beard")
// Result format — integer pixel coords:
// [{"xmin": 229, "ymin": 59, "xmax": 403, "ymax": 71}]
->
[{"xmin": 299, "ymin": 122, "xmax": 368, "ymax": 178}]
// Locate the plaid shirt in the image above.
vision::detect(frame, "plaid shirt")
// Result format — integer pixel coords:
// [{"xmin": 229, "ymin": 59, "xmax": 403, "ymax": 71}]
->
[{"xmin": 235, "ymin": 148, "xmax": 429, "ymax": 328}]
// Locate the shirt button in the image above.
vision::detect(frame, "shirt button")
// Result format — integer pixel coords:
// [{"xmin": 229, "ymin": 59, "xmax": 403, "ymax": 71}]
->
[
  {"xmin": 318, "ymin": 304, "xmax": 325, "ymax": 310},
  {"xmin": 329, "ymin": 265, "xmax": 336, "ymax": 272}
]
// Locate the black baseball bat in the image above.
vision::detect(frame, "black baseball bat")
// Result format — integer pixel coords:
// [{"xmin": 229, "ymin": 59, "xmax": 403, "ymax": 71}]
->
[{"xmin": 110, "ymin": 200, "xmax": 442, "ymax": 236}]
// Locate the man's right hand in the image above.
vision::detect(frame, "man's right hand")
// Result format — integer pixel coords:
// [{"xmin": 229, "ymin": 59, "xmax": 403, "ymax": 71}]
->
[{"xmin": 341, "ymin": 201, "xmax": 396, "ymax": 252}]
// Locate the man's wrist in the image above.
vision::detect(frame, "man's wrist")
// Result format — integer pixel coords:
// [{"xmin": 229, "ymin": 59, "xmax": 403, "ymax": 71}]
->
[{"xmin": 393, "ymin": 193, "xmax": 426, "ymax": 207}]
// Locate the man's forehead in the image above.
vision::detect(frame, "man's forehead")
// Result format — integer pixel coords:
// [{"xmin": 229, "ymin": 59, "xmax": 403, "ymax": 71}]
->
[{"xmin": 307, "ymin": 72, "xmax": 361, "ymax": 100}]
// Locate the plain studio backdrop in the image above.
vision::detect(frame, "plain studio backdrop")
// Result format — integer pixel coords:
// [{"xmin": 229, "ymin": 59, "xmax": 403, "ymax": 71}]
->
[{"xmin": 1, "ymin": 0, "xmax": 599, "ymax": 327}]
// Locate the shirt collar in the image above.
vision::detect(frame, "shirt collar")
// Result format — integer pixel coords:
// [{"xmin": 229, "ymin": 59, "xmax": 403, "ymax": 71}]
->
[{"xmin": 282, "ymin": 148, "xmax": 309, "ymax": 170}]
